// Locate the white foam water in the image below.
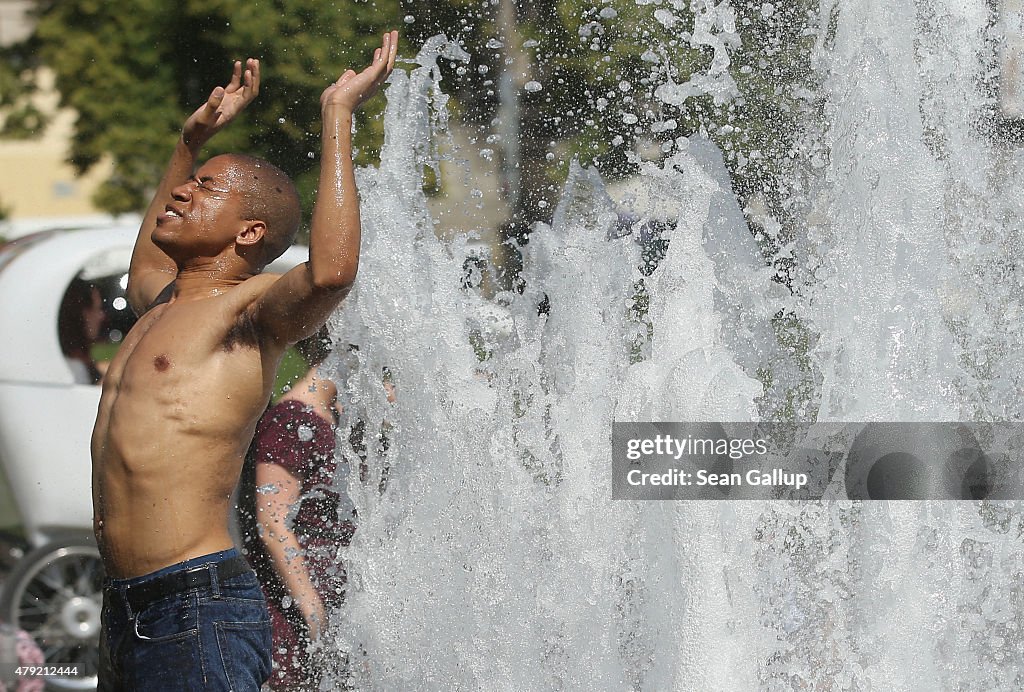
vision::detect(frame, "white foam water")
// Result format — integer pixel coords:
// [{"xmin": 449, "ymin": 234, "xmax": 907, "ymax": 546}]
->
[{"xmin": 310, "ymin": 2, "xmax": 1024, "ymax": 687}]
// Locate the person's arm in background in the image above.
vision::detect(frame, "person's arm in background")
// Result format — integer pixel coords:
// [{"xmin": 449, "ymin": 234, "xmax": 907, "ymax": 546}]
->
[
  {"xmin": 127, "ymin": 58, "xmax": 260, "ymax": 314},
  {"xmin": 255, "ymin": 462, "xmax": 327, "ymax": 639}
]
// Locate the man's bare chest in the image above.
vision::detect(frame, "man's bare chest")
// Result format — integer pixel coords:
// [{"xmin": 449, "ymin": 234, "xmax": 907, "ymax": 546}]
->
[{"xmin": 109, "ymin": 299, "xmax": 261, "ymax": 390}]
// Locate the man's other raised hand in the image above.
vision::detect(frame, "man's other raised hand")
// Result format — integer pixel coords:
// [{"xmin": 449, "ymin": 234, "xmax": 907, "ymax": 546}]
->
[
  {"xmin": 183, "ymin": 58, "xmax": 261, "ymax": 149},
  {"xmin": 320, "ymin": 31, "xmax": 399, "ymax": 114}
]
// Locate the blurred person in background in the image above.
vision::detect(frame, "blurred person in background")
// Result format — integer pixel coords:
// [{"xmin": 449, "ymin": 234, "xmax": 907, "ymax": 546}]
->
[
  {"xmin": 0, "ymin": 622, "xmax": 44, "ymax": 692},
  {"xmin": 239, "ymin": 328, "xmax": 352, "ymax": 690},
  {"xmin": 58, "ymin": 277, "xmax": 108, "ymax": 384}
]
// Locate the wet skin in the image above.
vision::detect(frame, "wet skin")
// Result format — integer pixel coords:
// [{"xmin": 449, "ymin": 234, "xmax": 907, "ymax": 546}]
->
[{"xmin": 92, "ymin": 269, "xmax": 282, "ymax": 578}]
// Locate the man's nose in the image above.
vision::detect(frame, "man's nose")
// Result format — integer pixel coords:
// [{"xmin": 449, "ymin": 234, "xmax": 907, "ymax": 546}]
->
[{"xmin": 171, "ymin": 183, "xmax": 192, "ymax": 201}]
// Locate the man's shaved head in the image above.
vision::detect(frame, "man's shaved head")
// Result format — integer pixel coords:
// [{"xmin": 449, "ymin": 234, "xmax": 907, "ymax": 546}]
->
[{"xmin": 211, "ymin": 153, "xmax": 301, "ymax": 267}]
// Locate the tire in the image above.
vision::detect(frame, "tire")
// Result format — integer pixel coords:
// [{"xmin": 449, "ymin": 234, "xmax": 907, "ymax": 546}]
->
[{"xmin": 0, "ymin": 535, "xmax": 103, "ymax": 691}]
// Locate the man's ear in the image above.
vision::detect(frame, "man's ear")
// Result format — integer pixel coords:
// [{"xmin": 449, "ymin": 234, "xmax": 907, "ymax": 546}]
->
[{"xmin": 237, "ymin": 220, "xmax": 267, "ymax": 247}]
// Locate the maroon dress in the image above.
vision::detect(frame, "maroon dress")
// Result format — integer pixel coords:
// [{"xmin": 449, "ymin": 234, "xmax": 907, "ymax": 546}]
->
[{"xmin": 242, "ymin": 399, "xmax": 355, "ymax": 689}]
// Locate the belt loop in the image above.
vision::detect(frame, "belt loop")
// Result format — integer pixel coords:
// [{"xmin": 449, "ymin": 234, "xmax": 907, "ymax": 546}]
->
[
  {"xmin": 210, "ymin": 561, "xmax": 221, "ymax": 599},
  {"xmin": 120, "ymin": 585, "xmax": 134, "ymax": 620},
  {"xmin": 104, "ymin": 583, "xmax": 130, "ymax": 620}
]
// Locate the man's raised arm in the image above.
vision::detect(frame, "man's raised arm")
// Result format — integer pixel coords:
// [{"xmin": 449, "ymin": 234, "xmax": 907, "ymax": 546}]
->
[
  {"xmin": 127, "ymin": 58, "xmax": 261, "ymax": 314},
  {"xmin": 252, "ymin": 32, "xmax": 398, "ymax": 347}
]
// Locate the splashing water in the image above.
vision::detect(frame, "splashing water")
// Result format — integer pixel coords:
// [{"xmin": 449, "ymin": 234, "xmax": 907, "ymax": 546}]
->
[{"xmin": 310, "ymin": 2, "xmax": 1024, "ymax": 688}]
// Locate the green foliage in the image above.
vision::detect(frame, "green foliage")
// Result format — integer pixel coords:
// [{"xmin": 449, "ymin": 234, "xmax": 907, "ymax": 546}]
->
[
  {"xmin": 0, "ymin": 31, "xmax": 50, "ymax": 139},
  {"xmin": 24, "ymin": 0, "xmax": 401, "ymax": 217},
  {"xmin": 540, "ymin": 0, "xmax": 817, "ymax": 220},
  {"xmin": 273, "ymin": 346, "xmax": 310, "ymax": 401},
  {"xmin": 89, "ymin": 341, "xmax": 120, "ymax": 363},
  {"xmin": 762, "ymin": 308, "xmax": 820, "ymax": 422},
  {"xmin": 401, "ymin": 0, "xmax": 817, "ymax": 238},
  {"xmin": 0, "ymin": 103, "xmax": 47, "ymax": 139}
]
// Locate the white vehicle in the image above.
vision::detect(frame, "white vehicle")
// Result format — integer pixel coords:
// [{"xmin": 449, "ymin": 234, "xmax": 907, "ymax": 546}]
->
[{"xmin": 0, "ymin": 224, "xmax": 307, "ymax": 690}]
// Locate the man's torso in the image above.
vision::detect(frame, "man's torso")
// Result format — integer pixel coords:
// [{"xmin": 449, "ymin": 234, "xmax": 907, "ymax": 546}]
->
[{"xmin": 92, "ymin": 274, "xmax": 282, "ymax": 578}]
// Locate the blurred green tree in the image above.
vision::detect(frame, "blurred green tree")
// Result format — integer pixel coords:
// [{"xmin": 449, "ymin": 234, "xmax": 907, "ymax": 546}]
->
[
  {"xmin": 401, "ymin": 0, "xmax": 819, "ymax": 281},
  {"xmin": 9, "ymin": 0, "xmax": 401, "ymax": 220},
  {"xmin": 0, "ymin": 33, "xmax": 48, "ymax": 139}
]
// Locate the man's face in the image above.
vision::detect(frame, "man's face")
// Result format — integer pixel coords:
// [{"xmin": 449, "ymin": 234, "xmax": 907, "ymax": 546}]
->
[{"xmin": 152, "ymin": 155, "xmax": 250, "ymax": 258}]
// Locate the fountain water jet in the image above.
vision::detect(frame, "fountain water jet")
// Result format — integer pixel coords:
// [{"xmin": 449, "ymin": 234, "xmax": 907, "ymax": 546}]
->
[{"xmin": 310, "ymin": 1, "xmax": 1024, "ymax": 687}]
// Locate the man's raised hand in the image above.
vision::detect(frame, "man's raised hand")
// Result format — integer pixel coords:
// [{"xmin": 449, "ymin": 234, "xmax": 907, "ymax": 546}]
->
[
  {"xmin": 321, "ymin": 31, "xmax": 398, "ymax": 114},
  {"xmin": 183, "ymin": 58, "xmax": 261, "ymax": 149}
]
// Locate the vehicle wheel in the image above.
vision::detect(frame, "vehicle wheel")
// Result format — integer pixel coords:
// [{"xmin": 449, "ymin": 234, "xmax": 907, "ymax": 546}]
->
[{"xmin": 0, "ymin": 536, "xmax": 103, "ymax": 691}]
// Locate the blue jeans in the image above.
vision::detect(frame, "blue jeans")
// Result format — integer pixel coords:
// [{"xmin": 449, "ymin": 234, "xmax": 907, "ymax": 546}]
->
[{"xmin": 99, "ymin": 549, "xmax": 272, "ymax": 691}]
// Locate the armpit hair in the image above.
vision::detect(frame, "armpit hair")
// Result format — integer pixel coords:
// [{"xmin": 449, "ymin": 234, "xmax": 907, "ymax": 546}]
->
[{"xmin": 223, "ymin": 310, "xmax": 260, "ymax": 351}]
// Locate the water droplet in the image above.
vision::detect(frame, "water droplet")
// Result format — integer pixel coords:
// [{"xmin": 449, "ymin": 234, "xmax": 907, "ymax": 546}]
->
[
  {"xmin": 545, "ymin": 152, "xmax": 555, "ymax": 161},
  {"xmin": 524, "ymin": 80, "xmax": 542, "ymax": 93},
  {"xmin": 486, "ymin": 39, "xmax": 504, "ymax": 49},
  {"xmin": 307, "ymin": 151, "xmax": 315, "ymax": 159},
  {"xmin": 404, "ymin": 14, "xmax": 415, "ymax": 23},
  {"xmin": 599, "ymin": 7, "xmax": 617, "ymax": 19},
  {"xmin": 479, "ymin": 148, "xmax": 494, "ymax": 161},
  {"xmin": 281, "ymin": 595, "xmax": 293, "ymax": 609},
  {"xmin": 278, "ymin": 117, "xmax": 286, "ymax": 124},
  {"xmin": 654, "ymin": 9, "xmax": 677, "ymax": 28},
  {"xmin": 297, "ymin": 424, "xmax": 314, "ymax": 442}
]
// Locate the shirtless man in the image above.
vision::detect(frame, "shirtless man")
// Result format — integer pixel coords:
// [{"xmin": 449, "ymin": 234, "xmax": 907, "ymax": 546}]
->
[{"xmin": 92, "ymin": 31, "xmax": 398, "ymax": 691}]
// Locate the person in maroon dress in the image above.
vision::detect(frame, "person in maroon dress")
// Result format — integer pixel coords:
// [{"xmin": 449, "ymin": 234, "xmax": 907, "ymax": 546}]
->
[{"xmin": 239, "ymin": 330, "xmax": 355, "ymax": 690}]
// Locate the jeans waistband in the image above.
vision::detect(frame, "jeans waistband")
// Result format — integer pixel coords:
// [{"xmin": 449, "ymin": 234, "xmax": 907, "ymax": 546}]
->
[{"xmin": 104, "ymin": 549, "xmax": 251, "ymax": 616}]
